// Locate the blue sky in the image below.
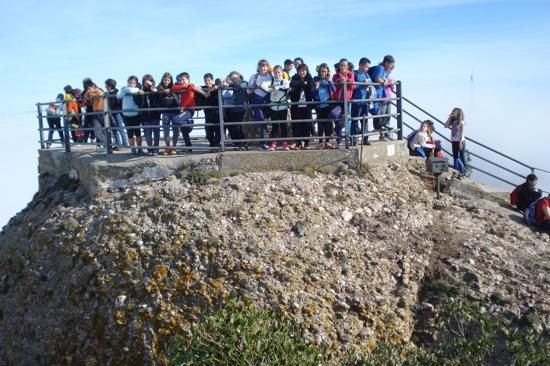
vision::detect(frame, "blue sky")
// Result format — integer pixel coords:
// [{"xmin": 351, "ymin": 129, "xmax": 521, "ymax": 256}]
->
[{"xmin": 1, "ymin": 0, "xmax": 549, "ymax": 226}]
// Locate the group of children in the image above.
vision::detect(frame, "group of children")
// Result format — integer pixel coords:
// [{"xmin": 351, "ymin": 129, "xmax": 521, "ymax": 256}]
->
[{"xmin": 46, "ymin": 56, "xmax": 397, "ymax": 155}]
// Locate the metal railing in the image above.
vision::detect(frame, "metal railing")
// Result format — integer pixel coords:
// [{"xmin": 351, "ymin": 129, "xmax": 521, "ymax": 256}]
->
[
  {"xmin": 36, "ymin": 81, "xmax": 404, "ymax": 153},
  {"xmin": 397, "ymin": 97, "xmax": 549, "ymax": 194}
]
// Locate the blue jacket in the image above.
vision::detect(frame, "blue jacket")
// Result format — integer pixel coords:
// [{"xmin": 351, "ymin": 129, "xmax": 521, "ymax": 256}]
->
[
  {"xmin": 312, "ymin": 77, "xmax": 336, "ymax": 109},
  {"xmin": 117, "ymin": 86, "xmax": 141, "ymax": 117}
]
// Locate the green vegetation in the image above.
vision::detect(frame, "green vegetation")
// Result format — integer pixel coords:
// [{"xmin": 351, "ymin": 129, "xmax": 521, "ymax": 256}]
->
[
  {"xmin": 165, "ymin": 300, "xmax": 329, "ymax": 366},
  {"xmin": 182, "ymin": 170, "xmax": 223, "ymax": 185},
  {"xmin": 166, "ymin": 291, "xmax": 549, "ymax": 366}
]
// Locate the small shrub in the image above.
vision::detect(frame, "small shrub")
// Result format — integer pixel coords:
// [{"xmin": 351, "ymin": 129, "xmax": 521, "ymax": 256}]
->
[
  {"xmin": 165, "ymin": 300, "xmax": 329, "ymax": 366},
  {"xmin": 183, "ymin": 170, "xmax": 222, "ymax": 185}
]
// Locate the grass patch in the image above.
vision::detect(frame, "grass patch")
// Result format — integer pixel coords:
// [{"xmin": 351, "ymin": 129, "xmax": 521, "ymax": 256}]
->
[
  {"xmin": 165, "ymin": 300, "xmax": 328, "ymax": 366},
  {"xmin": 165, "ymin": 289, "xmax": 549, "ymax": 365},
  {"xmin": 182, "ymin": 170, "xmax": 223, "ymax": 185}
]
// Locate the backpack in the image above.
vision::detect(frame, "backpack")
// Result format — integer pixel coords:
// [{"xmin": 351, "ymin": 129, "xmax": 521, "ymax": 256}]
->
[
  {"xmin": 269, "ymin": 82, "xmax": 289, "ymax": 111},
  {"xmin": 523, "ymin": 199, "xmax": 538, "ymax": 226}
]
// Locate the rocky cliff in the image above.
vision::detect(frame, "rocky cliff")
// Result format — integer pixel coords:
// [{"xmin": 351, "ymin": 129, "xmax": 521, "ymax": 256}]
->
[{"xmin": 0, "ymin": 162, "xmax": 548, "ymax": 365}]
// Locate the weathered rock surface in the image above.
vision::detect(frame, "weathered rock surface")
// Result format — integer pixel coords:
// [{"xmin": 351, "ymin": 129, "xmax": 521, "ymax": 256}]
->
[{"xmin": 0, "ymin": 163, "xmax": 548, "ymax": 365}]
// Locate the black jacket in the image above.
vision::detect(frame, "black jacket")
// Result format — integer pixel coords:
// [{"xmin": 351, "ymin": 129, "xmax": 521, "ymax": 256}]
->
[
  {"xmin": 136, "ymin": 88, "xmax": 161, "ymax": 121},
  {"xmin": 517, "ymin": 183, "xmax": 542, "ymax": 210},
  {"xmin": 106, "ymin": 88, "xmax": 122, "ymax": 112},
  {"xmin": 289, "ymin": 74, "xmax": 314, "ymax": 108}
]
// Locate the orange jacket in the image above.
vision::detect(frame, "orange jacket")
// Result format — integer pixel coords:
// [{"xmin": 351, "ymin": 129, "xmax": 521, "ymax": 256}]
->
[{"xmin": 85, "ymin": 87, "xmax": 105, "ymax": 112}]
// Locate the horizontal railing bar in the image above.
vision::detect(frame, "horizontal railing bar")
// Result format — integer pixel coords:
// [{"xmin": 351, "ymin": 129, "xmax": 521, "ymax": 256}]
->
[{"xmin": 401, "ymin": 96, "xmax": 535, "ymax": 171}]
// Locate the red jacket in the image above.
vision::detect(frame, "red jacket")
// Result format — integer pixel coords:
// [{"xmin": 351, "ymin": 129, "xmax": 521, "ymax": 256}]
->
[
  {"xmin": 332, "ymin": 71, "xmax": 355, "ymax": 101},
  {"xmin": 171, "ymin": 83, "xmax": 196, "ymax": 109}
]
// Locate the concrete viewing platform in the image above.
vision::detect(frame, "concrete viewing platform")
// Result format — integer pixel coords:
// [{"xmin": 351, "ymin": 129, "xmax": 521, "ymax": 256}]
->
[{"xmin": 38, "ymin": 140, "xmax": 408, "ymax": 196}]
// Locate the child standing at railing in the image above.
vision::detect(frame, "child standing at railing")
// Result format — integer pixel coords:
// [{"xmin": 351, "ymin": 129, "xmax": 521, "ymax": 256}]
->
[
  {"xmin": 157, "ymin": 72, "xmax": 179, "ymax": 155},
  {"xmin": 201, "ymin": 73, "xmax": 222, "ymax": 150},
  {"xmin": 248, "ymin": 59, "xmax": 274, "ymax": 150},
  {"xmin": 105, "ymin": 79, "xmax": 129, "ymax": 150},
  {"xmin": 45, "ymin": 94, "xmax": 65, "ymax": 148},
  {"xmin": 289, "ymin": 64, "xmax": 314, "ymax": 149},
  {"xmin": 268, "ymin": 65, "xmax": 290, "ymax": 151},
  {"xmin": 370, "ymin": 55, "xmax": 395, "ymax": 141},
  {"xmin": 83, "ymin": 79, "xmax": 107, "ymax": 152},
  {"xmin": 223, "ymin": 71, "xmax": 249, "ymax": 151},
  {"xmin": 171, "ymin": 72, "xmax": 207, "ymax": 153},
  {"xmin": 351, "ymin": 57, "xmax": 372, "ymax": 146},
  {"xmin": 117, "ymin": 75, "xmax": 144, "ymax": 155},
  {"xmin": 313, "ymin": 63, "xmax": 336, "ymax": 149},
  {"xmin": 332, "ymin": 58, "xmax": 355, "ymax": 148},
  {"xmin": 138, "ymin": 74, "xmax": 161, "ymax": 156},
  {"xmin": 444, "ymin": 107, "xmax": 466, "ymax": 178}
]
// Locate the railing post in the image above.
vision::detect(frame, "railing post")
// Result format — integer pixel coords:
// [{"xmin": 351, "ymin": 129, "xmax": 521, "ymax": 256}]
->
[
  {"xmin": 104, "ymin": 94, "xmax": 112, "ymax": 154},
  {"xmin": 396, "ymin": 81, "xmax": 403, "ymax": 140},
  {"xmin": 343, "ymin": 81, "xmax": 349, "ymax": 149},
  {"xmin": 62, "ymin": 102, "xmax": 71, "ymax": 153},
  {"xmin": 37, "ymin": 103, "xmax": 45, "ymax": 149},
  {"xmin": 217, "ymin": 86, "xmax": 225, "ymax": 152}
]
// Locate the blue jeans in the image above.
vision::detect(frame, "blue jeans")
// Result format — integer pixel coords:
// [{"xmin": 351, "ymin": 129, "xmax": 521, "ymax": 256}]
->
[
  {"xmin": 172, "ymin": 110, "xmax": 193, "ymax": 147},
  {"xmin": 351, "ymin": 102, "xmax": 369, "ymax": 144},
  {"xmin": 452, "ymin": 141, "xmax": 466, "ymax": 176},
  {"xmin": 143, "ymin": 119, "xmax": 161, "ymax": 152},
  {"xmin": 111, "ymin": 113, "xmax": 128, "ymax": 146},
  {"xmin": 162, "ymin": 112, "xmax": 177, "ymax": 144}
]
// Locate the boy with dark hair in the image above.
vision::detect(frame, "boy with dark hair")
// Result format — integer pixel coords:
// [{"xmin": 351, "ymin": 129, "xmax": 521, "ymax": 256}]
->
[
  {"xmin": 511, "ymin": 174, "xmax": 542, "ymax": 211},
  {"xmin": 83, "ymin": 79, "xmax": 107, "ymax": 151},
  {"xmin": 293, "ymin": 57, "xmax": 304, "ymax": 70},
  {"xmin": 351, "ymin": 57, "xmax": 372, "ymax": 145},
  {"xmin": 171, "ymin": 72, "xmax": 207, "ymax": 152},
  {"xmin": 105, "ymin": 78, "xmax": 128, "ymax": 149},
  {"xmin": 201, "ymin": 73, "xmax": 222, "ymax": 149},
  {"xmin": 370, "ymin": 55, "xmax": 395, "ymax": 140},
  {"xmin": 283, "ymin": 59, "xmax": 293, "ymax": 80}
]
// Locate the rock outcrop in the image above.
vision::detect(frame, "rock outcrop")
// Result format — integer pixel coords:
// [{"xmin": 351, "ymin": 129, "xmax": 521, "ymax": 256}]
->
[{"xmin": 0, "ymin": 163, "xmax": 548, "ymax": 365}]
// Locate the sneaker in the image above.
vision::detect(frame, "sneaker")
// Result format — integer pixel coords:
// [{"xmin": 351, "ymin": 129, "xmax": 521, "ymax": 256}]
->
[
  {"xmin": 260, "ymin": 144, "xmax": 270, "ymax": 150},
  {"xmin": 152, "ymin": 151, "xmax": 159, "ymax": 156},
  {"xmin": 336, "ymin": 142, "xmax": 343, "ymax": 149},
  {"xmin": 283, "ymin": 145, "xmax": 290, "ymax": 151},
  {"xmin": 148, "ymin": 151, "xmax": 154, "ymax": 156},
  {"xmin": 325, "ymin": 142, "xmax": 335, "ymax": 149},
  {"xmin": 268, "ymin": 142, "xmax": 277, "ymax": 151},
  {"xmin": 379, "ymin": 135, "xmax": 388, "ymax": 142},
  {"xmin": 169, "ymin": 149, "xmax": 177, "ymax": 155},
  {"xmin": 319, "ymin": 142, "xmax": 326, "ymax": 149}
]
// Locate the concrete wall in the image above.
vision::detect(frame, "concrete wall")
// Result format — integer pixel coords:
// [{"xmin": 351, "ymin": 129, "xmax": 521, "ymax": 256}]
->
[{"xmin": 38, "ymin": 141, "xmax": 407, "ymax": 196}]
